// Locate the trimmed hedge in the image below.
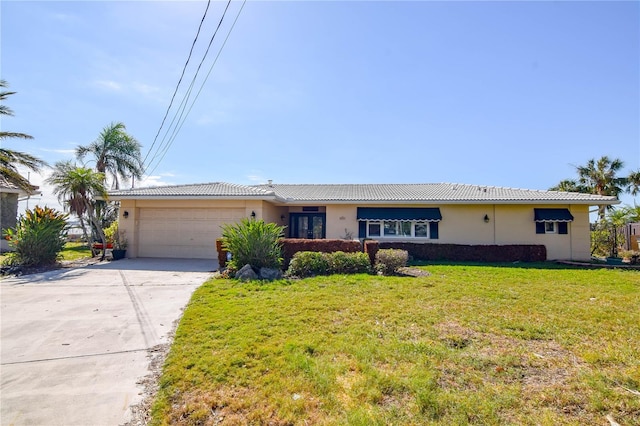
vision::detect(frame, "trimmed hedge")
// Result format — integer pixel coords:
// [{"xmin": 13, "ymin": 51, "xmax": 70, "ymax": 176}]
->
[
  {"xmin": 281, "ymin": 239, "xmax": 362, "ymax": 268},
  {"xmin": 287, "ymin": 251, "xmax": 371, "ymax": 277},
  {"xmin": 377, "ymin": 242, "xmax": 547, "ymax": 263},
  {"xmin": 364, "ymin": 240, "xmax": 379, "ymax": 266},
  {"xmin": 216, "ymin": 239, "xmax": 228, "ymax": 268},
  {"xmin": 218, "ymin": 238, "xmax": 546, "ymax": 269}
]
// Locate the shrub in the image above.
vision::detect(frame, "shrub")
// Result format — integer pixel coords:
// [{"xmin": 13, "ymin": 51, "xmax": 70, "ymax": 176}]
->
[
  {"xmin": 221, "ymin": 218, "xmax": 285, "ymax": 270},
  {"xmin": 3, "ymin": 206, "xmax": 68, "ymax": 267},
  {"xmin": 328, "ymin": 251, "xmax": 371, "ymax": 274},
  {"xmin": 287, "ymin": 251, "xmax": 330, "ymax": 277},
  {"xmin": 375, "ymin": 249, "xmax": 409, "ymax": 275},
  {"xmin": 281, "ymin": 238, "xmax": 362, "ymax": 268},
  {"xmin": 287, "ymin": 251, "xmax": 371, "ymax": 277},
  {"xmin": 377, "ymin": 242, "xmax": 546, "ymax": 262}
]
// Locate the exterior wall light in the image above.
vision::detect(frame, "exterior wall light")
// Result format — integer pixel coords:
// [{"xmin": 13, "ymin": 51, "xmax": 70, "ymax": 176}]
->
[
  {"xmin": 484, "ymin": 214, "xmax": 490, "ymax": 223},
  {"xmin": 123, "ymin": 211, "xmax": 129, "ymax": 219},
  {"xmin": 251, "ymin": 211, "xmax": 256, "ymax": 219},
  {"xmin": 280, "ymin": 214, "xmax": 286, "ymax": 221}
]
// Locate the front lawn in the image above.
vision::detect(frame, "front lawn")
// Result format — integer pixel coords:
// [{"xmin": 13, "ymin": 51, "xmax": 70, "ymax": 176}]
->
[
  {"xmin": 151, "ymin": 264, "xmax": 640, "ymax": 425},
  {"xmin": 0, "ymin": 242, "xmax": 91, "ymax": 266}
]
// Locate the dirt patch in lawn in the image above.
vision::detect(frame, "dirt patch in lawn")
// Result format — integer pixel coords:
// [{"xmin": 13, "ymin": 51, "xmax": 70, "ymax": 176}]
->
[{"xmin": 435, "ymin": 321, "xmax": 597, "ymax": 423}]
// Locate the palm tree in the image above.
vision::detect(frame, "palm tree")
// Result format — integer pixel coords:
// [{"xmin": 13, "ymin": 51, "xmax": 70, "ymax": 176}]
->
[
  {"xmin": 576, "ymin": 156, "xmax": 626, "ymax": 198},
  {"xmin": 75, "ymin": 122, "xmax": 143, "ymax": 189},
  {"xmin": 549, "ymin": 179, "xmax": 582, "ymax": 193},
  {"xmin": 46, "ymin": 161, "xmax": 109, "ymax": 260},
  {"xmin": 627, "ymin": 170, "xmax": 640, "ymax": 196},
  {"xmin": 0, "ymin": 80, "xmax": 47, "ymax": 192},
  {"xmin": 576, "ymin": 156, "xmax": 627, "ymax": 221}
]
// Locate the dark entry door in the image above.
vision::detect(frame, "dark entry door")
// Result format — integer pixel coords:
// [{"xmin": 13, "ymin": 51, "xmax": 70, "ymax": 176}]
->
[{"xmin": 290, "ymin": 213, "xmax": 326, "ymax": 239}]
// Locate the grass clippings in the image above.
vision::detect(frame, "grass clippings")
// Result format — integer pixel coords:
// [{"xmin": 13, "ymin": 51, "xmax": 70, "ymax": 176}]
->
[{"xmin": 150, "ymin": 263, "xmax": 640, "ymax": 425}]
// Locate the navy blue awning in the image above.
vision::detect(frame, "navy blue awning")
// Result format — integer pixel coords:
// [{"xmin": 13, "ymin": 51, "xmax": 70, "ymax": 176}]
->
[
  {"xmin": 534, "ymin": 208, "xmax": 574, "ymax": 222},
  {"xmin": 357, "ymin": 207, "xmax": 442, "ymax": 222}
]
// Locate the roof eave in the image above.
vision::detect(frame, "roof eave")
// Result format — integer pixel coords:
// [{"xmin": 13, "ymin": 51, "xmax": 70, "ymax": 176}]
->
[
  {"xmin": 108, "ymin": 194, "xmax": 279, "ymax": 201},
  {"xmin": 274, "ymin": 199, "xmax": 621, "ymax": 205}
]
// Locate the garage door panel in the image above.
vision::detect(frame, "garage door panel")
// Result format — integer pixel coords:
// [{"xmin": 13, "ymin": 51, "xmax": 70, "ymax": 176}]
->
[{"xmin": 137, "ymin": 208, "xmax": 245, "ymax": 259}]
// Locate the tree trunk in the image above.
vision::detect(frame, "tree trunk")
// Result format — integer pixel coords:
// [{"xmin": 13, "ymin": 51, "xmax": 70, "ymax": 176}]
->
[
  {"xmin": 77, "ymin": 215, "xmax": 95, "ymax": 256},
  {"xmin": 86, "ymin": 203, "xmax": 107, "ymax": 261}
]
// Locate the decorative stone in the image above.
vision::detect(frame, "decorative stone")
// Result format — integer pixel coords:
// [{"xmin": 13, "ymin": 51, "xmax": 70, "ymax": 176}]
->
[
  {"xmin": 259, "ymin": 267, "xmax": 283, "ymax": 281},
  {"xmin": 236, "ymin": 264, "xmax": 258, "ymax": 281}
]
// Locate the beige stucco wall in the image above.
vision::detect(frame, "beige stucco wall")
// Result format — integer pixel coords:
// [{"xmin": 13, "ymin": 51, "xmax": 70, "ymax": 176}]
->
[
  {"xmin": 261, "ymin": 203, "xmax": 289, "ymax": 231},
  {"xmin": 117, "ymin": 199, "xmax": 593, "ymax": 261},
  {"xmin": 117, "ymin": 199, "xmax": 271, "ymax": 258},
  {"xmin": 323, "ymin": 203, "xmax": 592, "ymax": 261},
  {"xmin": 326, "ymin": 205, "xmax": 359, "ymax": 240}
]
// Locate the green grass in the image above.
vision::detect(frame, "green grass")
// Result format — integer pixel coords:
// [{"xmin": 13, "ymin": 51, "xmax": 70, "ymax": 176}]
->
[
  {"xmin": 151, "ymin": 263, "xmax": 640, "ymax": 425},
  {"xmin": 59, "ymin": 242, "xmax": 92, "ymax": 261},
  {"xmin": 1, "ymin": 242, "xmax": 91, "ymax": 265}
]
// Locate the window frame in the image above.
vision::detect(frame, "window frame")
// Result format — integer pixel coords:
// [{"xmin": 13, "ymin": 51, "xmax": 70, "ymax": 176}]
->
[
  {"xmin": 365, "ymin": 220, "xmax": 434, "ymax": 239},
  {"xmin": 544, "ymin": 222, "xmax": 557, "ymax": 234}
]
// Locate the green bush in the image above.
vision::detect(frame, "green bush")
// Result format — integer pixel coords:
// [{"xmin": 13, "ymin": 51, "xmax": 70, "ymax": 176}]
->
[
  {"xmin": 375, "ymin": 249, "xmax": 409, "ymax": 275},
  {"xmin": 221, "ymin": 218, "xmax": 285, "ymax": 270},
  {"xmin": 328, "ymin": 251, "xmax": 371, "ymax": 274},
  {"xmin": 3, "ymin": 206, "xmax": 68, "ymax": 267},
  {"xmin": 287, "ymin": 251, "xmax": 371, "ymax": 277},
  {"xmin": 287, "ymin": 251, "xmax": 330, "ymax": 277}
]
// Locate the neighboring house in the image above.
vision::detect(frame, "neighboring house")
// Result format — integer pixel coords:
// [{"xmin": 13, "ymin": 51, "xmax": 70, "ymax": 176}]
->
[
  {"xmin": 0, "ymin": 176, "xmax": 40, "ymax": 252},
  {"xmin": 623, "ymin": 222, "xmax": 640, "ymax": 251},
  {"xmin": 108, "ymin": 182, "xmax": 619, "ymax": 261}
]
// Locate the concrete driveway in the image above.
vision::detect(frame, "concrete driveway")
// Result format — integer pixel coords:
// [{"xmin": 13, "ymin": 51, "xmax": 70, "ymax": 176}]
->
[{"xmin": 1, "ymin": 258, "xmax": 216, "ymax": 426}]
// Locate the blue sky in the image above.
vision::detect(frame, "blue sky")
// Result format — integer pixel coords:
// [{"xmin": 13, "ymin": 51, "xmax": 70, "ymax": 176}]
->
[{"xmin": 2, "ymin": 1, "xmax": 639, "ymax": 214}]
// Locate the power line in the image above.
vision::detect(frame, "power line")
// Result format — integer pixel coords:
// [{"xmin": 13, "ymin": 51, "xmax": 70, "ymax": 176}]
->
[
  {"xmin": 144, "ymin": 0, "xmax": 245, "ymax": 178},
  {"xmin": 144, "ymin": 0, "xmax": 234, "ymax": 175},
  {"xmin": 141, "ymin": 0, "xmax": 212, "ymax": 171},
  {"xmin": 146, "ymin": 0, "xmax": 247, "ymax": 178}
]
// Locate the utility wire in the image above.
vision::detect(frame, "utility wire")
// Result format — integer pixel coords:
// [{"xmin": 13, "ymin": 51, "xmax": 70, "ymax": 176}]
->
[
  {"xmin": 144, "ymin": 0, "xmax": 245, "ymax": 178},
  {"xmin": 144, "ymin": 0, "xmax": 232, "ymax": 175},
  {"xmin": 146, "ymin": 0, "xmax": 247, "ymax": 177},
  {"xmin": 144, "ymin": 0, "xmax": 234, "ymax": 174},
  {"xmin": 141, "ymin": 0, "xmax": 212, "ymax": 171}
]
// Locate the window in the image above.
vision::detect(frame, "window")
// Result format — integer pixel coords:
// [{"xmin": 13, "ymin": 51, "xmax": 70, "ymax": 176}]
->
[
  {"xmin": 544, "ymin": 222, "xmax": 557, "ymax": 234},
  {"xmin": 415, "ymin": 223, "xmax": 428, "ymax": 237},
  {"xmin": 534, "ymin": 208, "xmax": 572, "ymax": 235},
  {"xmin": 368, "ymin": 222, "xmax": 381, "ymax": 237},
  {"xmin": 357, "ymin": 207, "xmax": 441, "ymax": 239},
  {"xmin": 365, "ymin": 220, "xmax": 435, "ymax": 239}
]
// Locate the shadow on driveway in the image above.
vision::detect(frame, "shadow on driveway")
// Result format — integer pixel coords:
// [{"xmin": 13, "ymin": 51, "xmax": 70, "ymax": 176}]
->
[{"xmin": 85, "ymin": 257, "xmax": 219, "ymax": 272}]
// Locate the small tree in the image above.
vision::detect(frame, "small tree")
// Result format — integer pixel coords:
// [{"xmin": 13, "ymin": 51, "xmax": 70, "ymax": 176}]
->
[
  {"xmin": 221, "ymin": 218, "xmax": 285, "ymax": 270},
  {"xmin": 3, "ymin": 206, "xmax": 68, "ymax": 267},
  {"xmin": 591, "ymin": 207, "xmax": 633, "ymax": 258}
]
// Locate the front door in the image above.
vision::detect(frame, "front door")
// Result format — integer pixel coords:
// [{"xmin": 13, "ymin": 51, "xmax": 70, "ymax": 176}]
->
[{"xmin": 290, "ymin": 213, "xmax": 326, "ymax": 239}]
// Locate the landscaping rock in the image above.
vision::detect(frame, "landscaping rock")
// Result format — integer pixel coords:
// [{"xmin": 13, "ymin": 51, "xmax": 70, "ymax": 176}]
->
[
  {"xmin": 236, "ymin": 264, "xmax": 258, "ymax": 281},
  {"xmin": 259, "ymin": 267, "xmax": 283, "ymax": 281}
]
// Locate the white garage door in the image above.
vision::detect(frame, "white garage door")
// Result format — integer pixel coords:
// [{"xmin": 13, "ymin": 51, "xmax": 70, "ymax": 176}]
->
[{"xmin": 137, "ymin": 208, "xmax": 245, "ymax": 259}]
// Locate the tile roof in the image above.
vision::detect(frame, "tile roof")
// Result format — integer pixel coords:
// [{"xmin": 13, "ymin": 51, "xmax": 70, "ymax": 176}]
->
[
  {"xmin": 256, "ymin": 183, "xmax": 619, "ymax": 204},
  {"xmin": 0, "ymin": 175, "xmax": 39, "ymax": 194},
  {"xmin": 108, "ymin": 182, "xmax": 275, "ymax": 198},
  {"xmin": 108, "ymin": 182, "xmax": 619, "ymax": 205}
]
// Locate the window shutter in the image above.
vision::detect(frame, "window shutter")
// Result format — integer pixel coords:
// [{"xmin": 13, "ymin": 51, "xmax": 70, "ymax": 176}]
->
[
  {"xmin": 429, "ymin": 222, "xmax": 439, "ymax": 239},
  {"xmin": 558, "ymin": 222, "xmax": 568, "ymax": 234},
  {"xmin": 536, "ymin": 222, "xmax": 545, "ymax": 234},
  {"xmin": 359, "ymin": 221, "xmax": 366, "ymax": 239}
]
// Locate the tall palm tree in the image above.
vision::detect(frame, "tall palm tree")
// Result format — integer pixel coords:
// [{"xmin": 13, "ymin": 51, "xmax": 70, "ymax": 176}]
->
[
  {"xmin": 46, "ymin": 161, "xmax": 109, "ymax": 260},
  {"xmin": 0, "ymin": 80, "xmax": 47, "ymax": 192},
  {"xmin": 627, "ymin": 170, "xmax": 640, "ymax": 197},
  {"xmin": 75, "ymin": 122, "xmax": 143, "ymax": 189},
  {"xmin": 576, "ymin": 156, "xmax": 626, "ymax": 221}
]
